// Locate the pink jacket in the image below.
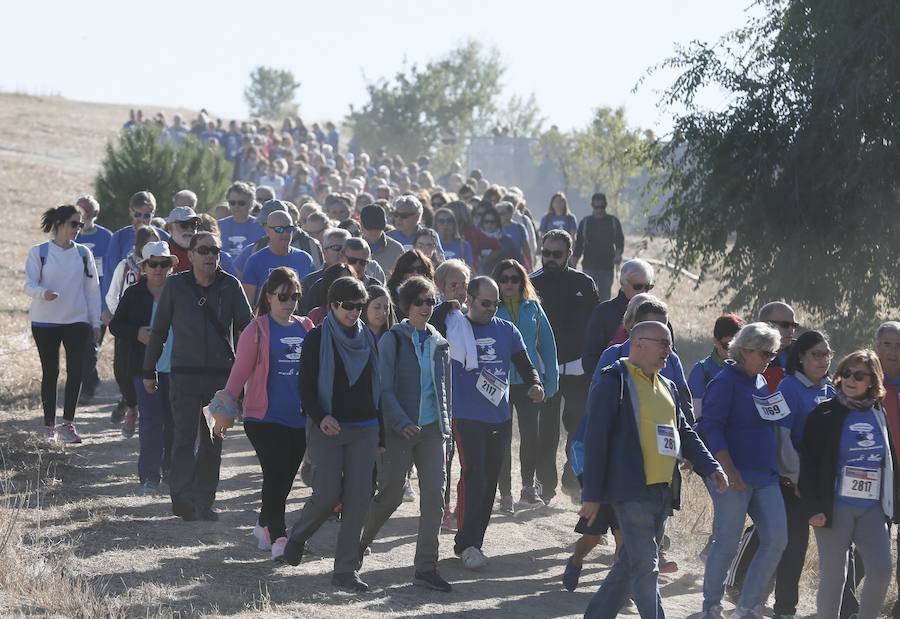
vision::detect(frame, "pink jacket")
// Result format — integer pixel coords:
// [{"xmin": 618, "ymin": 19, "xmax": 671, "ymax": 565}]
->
[{"xmin": 225, "ymin": 314, "xmax": 314, "ymax": 421}]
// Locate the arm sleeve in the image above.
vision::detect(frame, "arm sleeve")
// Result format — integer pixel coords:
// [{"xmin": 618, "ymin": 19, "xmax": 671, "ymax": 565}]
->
[
  {"xmin": 231, "ymin": 280, "xmax": 253, "ymax": 333},
  {"xmin": 511, "ymin": 350, "xmax": 541, "ymax": 389},
  {"xmin": 105, "ymin": 260, "xmax": 126, "ymax": 314},
  {"xmin": 376, "ymin": 332, "xmax": 413, "ymax": 433},
  {"xmin": 572, "ymin": 219, "xmax": 586, "ymax": 262},
  {"xmin": 536, "ymin": 306, "xmax": 560, "ymax": 398},
  {"xmin": 582, "ymin": 308, "xmax": 605, "ymax": 378},
  {"xmin": 108, "ymin": 287, "xmax": 141, "ymax": 342},
  {"xmin": 582, "ymin": 374, "xmax": 618, "ymax": 502},
  {"xmin": 299, "ymin": 328, "xmax": 327, "ymax": 424},
  {"xmin": 678, "ymin": 403, "xmax": 720, "ymax": 477},
  {"xmin": 83, "ymin": 247, "xmax": 102, "ymax": 328},
  {"xmin": 225, "ymin": 321, "xmax": 259, "ymax": 399},
  {"xmin": 142, "ymin": 279, "xmax": 174, "ymax": 378},
  {"xmin": 614, "ymin": 217, "xmax": 625, "ymax": 253},
  {"xmin": 798, "ymin": 411, "xmax": 828, "ymax": 518},
  {"xmin": 23, "ymin": 246, "xmax": 46, "ymax": 300},
  {"xmin": 670, "ymin": 353, "xmax": 695, "ymax": 425},
  {"xmin": 697, "ymin": 373, "xmax": 734, "ymax": 455}
]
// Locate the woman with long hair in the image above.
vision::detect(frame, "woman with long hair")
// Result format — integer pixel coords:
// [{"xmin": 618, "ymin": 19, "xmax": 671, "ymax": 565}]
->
[
  {"xmin": 25, "ymin": 205, "xmax": 101, "ymax": 443},
  {"xmin": 362, "ymin": 284, "xmax": 395, "ymax": 341},
  {"xmin": 433, "ymin": 207, "xmax": 473, "ymax": 266},
  {"xmin": 493, "ymin": 259, "xmax": 559, "ymax": 514},
  {"xmin": 539, "ymin": 192, "xmax": 578, "ymax": 240},
  {"xmin": 386, "ymin": 250, "xmax": 434, "ymax": 319}
]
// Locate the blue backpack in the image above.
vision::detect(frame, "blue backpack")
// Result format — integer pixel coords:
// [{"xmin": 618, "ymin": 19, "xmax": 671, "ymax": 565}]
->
[{"xmin": 38, "ymin": 242, "xmax": 93, "ymax": 283}]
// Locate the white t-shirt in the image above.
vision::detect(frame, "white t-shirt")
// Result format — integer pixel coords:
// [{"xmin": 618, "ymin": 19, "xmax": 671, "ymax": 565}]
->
[{"xmin": 25, "ymin": 242, "xmax": 101, "ymax": 327}]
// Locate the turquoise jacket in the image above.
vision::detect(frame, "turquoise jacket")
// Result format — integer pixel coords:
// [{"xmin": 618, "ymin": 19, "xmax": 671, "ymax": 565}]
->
[{"xmin": 498, "ymin": 299, "xmax": 559, "ymax": 398}]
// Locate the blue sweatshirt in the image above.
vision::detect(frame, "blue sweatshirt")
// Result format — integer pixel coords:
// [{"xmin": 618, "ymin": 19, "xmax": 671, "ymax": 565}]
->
[
  {"xmin": 778, "ymin": 373, "xmax": 835, "ymax": 448},
  {"xmin": 77, "ymin": 224, "xmax": 113, "ymax": 310},
  {"xmin": 698, "ymin": 362, "xmax": 779, "ymax": 486}
]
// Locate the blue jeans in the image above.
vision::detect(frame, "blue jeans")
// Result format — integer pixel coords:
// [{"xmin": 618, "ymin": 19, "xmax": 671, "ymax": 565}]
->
[
  {"xmin": 584, "ymin": 268, "xmax": 615, "ymax": 302},
  {"xmin": 584, "ymin": 484, "xmax": 670, "ymax": 618},
  {"xmin": 702, "ymin": 478, "xmax": 787, "ymax": 611},
  {"xmin": 133, "ymin": 374, "xmax": 174, "ymax": 484}
]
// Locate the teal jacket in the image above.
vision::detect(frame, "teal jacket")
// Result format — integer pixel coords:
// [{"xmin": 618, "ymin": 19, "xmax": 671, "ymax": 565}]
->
[{"xmin": 498, "ymin": 299, "xmax": 559, "ymax": 398}]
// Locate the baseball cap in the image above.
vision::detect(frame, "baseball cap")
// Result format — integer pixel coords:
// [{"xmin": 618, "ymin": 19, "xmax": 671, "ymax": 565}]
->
[
  {"xmin": 258, "ymin": 200, "xmax": 290, "ymax": 225},
  {"xmin": 165, "ymin": 206, "xmax": 200, "ymax": 224},
  {"xmin": 139, "ymin": 241, "xmax": 179, "ymax": 265},
  {"xmin": 360, "ymin": 204, "xmax": 387, "ymax": 230}
]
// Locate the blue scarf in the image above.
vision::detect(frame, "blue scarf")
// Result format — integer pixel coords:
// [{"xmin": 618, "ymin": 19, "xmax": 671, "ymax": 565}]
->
[{"xmin": 317, "ymin": 312, "xmax": 380, "ymax": 416}]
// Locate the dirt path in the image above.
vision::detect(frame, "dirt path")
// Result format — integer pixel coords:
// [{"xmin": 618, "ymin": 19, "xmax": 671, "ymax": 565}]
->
[{"xmin": 1, "ymin": 379, "xmax": 736, "ymax": 618}]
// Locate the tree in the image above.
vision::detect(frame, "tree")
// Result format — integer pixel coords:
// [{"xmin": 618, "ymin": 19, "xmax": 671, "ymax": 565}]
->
[
  {"xmin": 94, "ymin": 127, "xmax": 233, "ymax": 230},
  {"xmin": 347, "ymin": 41, "xmax": 504, "ymax": 163},
  {"xmin": 244, "ymin": 66, "xmax": 300, "ymax": 119},
  {"xmin": 490, "ymin": 93, "xmax": 546, "ymax": 138},
  {"xmin": 647, "ymin": 0, "xmax": 900, "ymax": 346},
  {"xmin": 532, "ymin": 125, "xmax": 573, "ymax": 195}
]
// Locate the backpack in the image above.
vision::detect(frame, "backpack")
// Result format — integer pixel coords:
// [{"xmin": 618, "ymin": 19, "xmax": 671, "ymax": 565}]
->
[{"xmin": 38, "ymin": 241, "xmax": 92, "ymax": 283}]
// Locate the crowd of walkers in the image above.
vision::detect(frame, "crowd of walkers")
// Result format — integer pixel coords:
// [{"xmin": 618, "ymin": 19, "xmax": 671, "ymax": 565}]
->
[{"xmin": 21, "ymin": 112, "xmax": 900, "ymax": 617}]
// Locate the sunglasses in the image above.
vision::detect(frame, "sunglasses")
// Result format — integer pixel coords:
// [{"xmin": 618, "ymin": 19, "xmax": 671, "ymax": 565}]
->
[
  {"xmin": 227, "ymin": 199, "xmax": 249, "ymax": 207},
  {"xmin": 541, "ymin": 249, "xmax": 564, "ymax": 259},
  {"xmin": 479, "ymin": 299, "xmax": 501, "ymax": 309},
  {"xmin": 68, "ymin": 220, "xmax": 86, "ymax": 230},
  {"xmin": 193, "ymin": 245, "xmax": 221, "ymax": 255},
  {"xmin": 271, "ymin": 291, "xmax": 301, "ymax": 302},
  {"xmin": 411, "ymin": 297, "xmax": 437, "ymax": 307},
  {"xmin": 807, "ymin": 350, "xmax": 834, "ymax": 361},
  {"xmin": 145, "ymin": 259, "xmax": 172, "ymax": 269},
  {"xmin": 132, "ymin": 211, "xmax": 153, "ymax": 220},
  {"xmin": 337, "ymin": 301, "xmax": 366, "ymax": 312},
  {"xmin": 270, "ymin": 225, "xmax": 295, "ymax": 234},
  {"xmin": 394, "ymin": 211, "xmax": 416, "ymax": 219},
  {"xmin": 324, "ymin": 244, "xmax": 343, "ymax": 252},
  {"xmin": 839, "ymin": 368, "xmax": 873, "ymax": 381},
  {"xmin": 175, "ymin": 220, "xmax": 199, "ymax": 230},
  {"xmin": 638, "ymin": 336, "xmax": 673, "ymax": 348},
  {"xmin": 346, "ymin": 256, "xmax": 370, "ymax": 267},
  {"xmin": 631, "ymin": 282, "xmax": 654, "ymax": 292},
  {"xmin": 754, "ymin": 349, "xmax": 778, "ymax": 360},
  {"xmin": 769, "ymin": 320, "xmax": 800, "ymax": 330},
  {"xmin": 497, "ymin": 275, "xmax": 522, "ymax": 285}
]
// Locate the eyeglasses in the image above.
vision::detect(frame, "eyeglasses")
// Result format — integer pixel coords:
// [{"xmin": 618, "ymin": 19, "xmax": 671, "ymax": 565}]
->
[
  {"xmin": 394, "ymin": 211, "xmax": 416, "ymax": 219},
  {"xmin": 497, "ymin": 275, "xmax": 522, "ymax": 285},
  {"xmin": 271, "ymin": 291, "xmax": 301, "ymax": 302},
  {"xmin": 324, "ymin": 244, "xmax": 343, "ymax": 252},
  {"xmin": 542, "ymin": 249, "xmax": 564, "ymax": 259},
  {"xmin": 753, "ymin": 349, "xmax": 778, "ymax": 360},
  {"xmin": 132, "ymin": 211, "xmax": 153, "ymax": 220},
  {"xmin": 228, "ymin": 199, "xmax": 249, "ymax": 207},
  {"xmin": 193, "ymin": 245, "xmax": 221, "ymax": 255},
  {"xmin": 478, "ymin": 299, "xmax": 501, "ymax": 309},
  {"xmin": 68, "ymin": 220, "xmax": 85, "ymax": 230},
  {"xmin": 337, "ymin": 301, "xmax": 366, "ymax": 312},
  {"xmin": 411, "ymin": 297, "xmax": 437, "ymax": 307},
  {"xmin": 839, "ymin": 368, "xmax": 873, "ymax": 382},
  {"xmin": 630, "ymin": 282, "xmax": 654, "ymax": 292},
  {"xmin": 768, "ymin": 320, "xmax": 800, "ymax": 330},
  {"xmin": 346, "ymin": 256, "xmax": 370, "ymax": 267},
  {"xmin": 638, "ymin": 337, "xmax": 672, "ymax": 348},
  {"xmin": 145, "ymin": 259, "xmax": 172, "ymax": 269},
  {"xmin": 270, "ymin": 225, "xmax": 295, "ymax": 234},
  {"xmin": 807, "ymin": 350, "xmax": 834, "ymax": 361},
  {"xmin": 175, "ymin": 220, "xmax": 199, "ymax": 230}
]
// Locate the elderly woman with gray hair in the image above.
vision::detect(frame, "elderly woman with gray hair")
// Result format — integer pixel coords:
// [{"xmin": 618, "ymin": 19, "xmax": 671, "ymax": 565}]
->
[{"xmin": 697, "ymin": 322, "xmax": 789, "ymax": 619}]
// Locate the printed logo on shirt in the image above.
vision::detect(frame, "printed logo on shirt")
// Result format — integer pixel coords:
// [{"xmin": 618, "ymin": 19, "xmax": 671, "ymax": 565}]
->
[
  {"xmin": 228, "ymin": 235, "xmax": 248, "ymax": 250},
  {"xmin": 849, "ymin": 422, "xmax": 876, "ymax": 449},
  {"xmin": 282, "ymin": 336, "xmax": 304, "ymax": 361}
]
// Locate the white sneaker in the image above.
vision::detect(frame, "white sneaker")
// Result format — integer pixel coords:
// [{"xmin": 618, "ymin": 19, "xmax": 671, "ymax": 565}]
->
[
  {"xmin": 460, "ymin": 546, "xmax": 488, "ymax": 570},
  {"xmin": 731, "ymin": 608, "xmax": 763, "ymax": 619},
  {"xmin": 271, "ymin": 537, "xmax": 287, "ymax": 560},
  {"xmin": 702, "ymin": 606, "xmax": 724, "ymax": 619},
  {"xmin": 253, "ymin": 524, "xmax": 272, "ymax": 550},
  {"xmin": 57, "ymin": 422, "xmax": 82, "ymax": 444},
  {"xmin": 403, "ymin": 480, "xmax": 417, "ymax": 503}
]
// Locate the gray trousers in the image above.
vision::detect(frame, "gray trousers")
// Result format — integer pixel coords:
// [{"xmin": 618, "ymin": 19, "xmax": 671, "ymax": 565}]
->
[
  {"xmin": 814, "ymin": 503, "xmax": 892, "ymax": 619},
  {"xmin": 288, "ymin": 421, "xmax": 379, "ymax": 574},
  {"xmin": 360, "ymin": 422, "xmax": 446, "ymax": 572}
]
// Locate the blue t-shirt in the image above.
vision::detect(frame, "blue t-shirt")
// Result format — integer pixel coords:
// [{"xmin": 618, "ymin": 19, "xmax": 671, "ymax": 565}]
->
[
  {"xmin": 777, "ymin": 374, "xmax": 836, "ymax": 447},
  {"xmin": 688, "ymin": 353, "xmax": 727, "ymax": 403},
  {"xmin": 540, "ymin": 213, "xmax": 578, "ymax": 236},
  {"xmin": 77, "ymin": 224, "xmax": 114, "ymax": 312},
  {"xmin": 388, "ymin": 227, "xmax": 444, "ymax": 254},
  {"xmin": 248, "ymin": 319, "xmax": 307, "ymax": 429},
  {"xmin": 442, "ymin": 239, "xmax": 474, "ymax": 265},
  {"xmin": 223, "ymin": 132, "xmax": 242, "ymax": 161},
  {"xmin": 414, "ymin": 329, "xmax": 439, "ymax": 427},
  {"xmin": 150, "ymin": 301, "xmax": 174, "ymax": 374},
  {"xmin": 835, "ymin": 409, "xmax": 885, "ymax": 508},
  {"xmin": 105, "ymin": 225, "xmax": 169, "ymax": 301},
  {"xmin": 217, "ymin": 216, "xmax": 265, "ymax": 258},
  {"xmin": 451, "ymin": 317, "xmax": 527, "ymax": 424},
  {"xmin": 241, "ymin": 246, "xmax": 315, "ymax": 303},
  {"xmin": 596, "ymin": 339, "xmax": 690, "ymax": 398},
  {"xmin": 502, "ymin": 222, "xmax": 527, "ymax": 252}
]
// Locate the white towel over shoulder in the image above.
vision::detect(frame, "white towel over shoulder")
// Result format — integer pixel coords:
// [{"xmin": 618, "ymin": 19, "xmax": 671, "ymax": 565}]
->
[{"xmin": 446, "ymin": 309, "xmax": 479, "ymax": 370}]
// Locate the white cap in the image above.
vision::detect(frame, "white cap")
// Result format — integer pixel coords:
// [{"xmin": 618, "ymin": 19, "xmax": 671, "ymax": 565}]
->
[
  {"xmin": 140, "ymin": 241, "xmax": 179, "ymax": 265},
  {"xmin": 165, "ymin": 206, "xmax": 200, "ymax": 224}
]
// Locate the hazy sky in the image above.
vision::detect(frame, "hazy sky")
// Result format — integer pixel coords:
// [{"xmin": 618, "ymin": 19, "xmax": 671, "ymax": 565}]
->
[{"xmin": 1, "ymin": 1, "xmax": 758, "ymax": 134}]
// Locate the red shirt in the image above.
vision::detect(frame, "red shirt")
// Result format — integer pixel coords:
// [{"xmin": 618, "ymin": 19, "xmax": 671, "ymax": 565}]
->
[
  {"xmin": 463, "ymin": 224, "xmax": 501, "ymax": 271},
  {"xmin": 167, "ymin": 240, "xmax": 191, "ymax": 273}
]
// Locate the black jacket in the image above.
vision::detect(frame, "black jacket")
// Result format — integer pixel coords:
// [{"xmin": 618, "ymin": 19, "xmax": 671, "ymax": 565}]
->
[
  {"xmin": 109, "ymin": 278, "xmax": 154, "ymax": 378},
  {"xmin": 302, "ymin": 274, "xmax": 381, "ymax": 316},
  {"xmin": 799, "ymin": 397, "xmax": 899, "ymax": 527},
  {"xmin": 429, "ymin": 301, "xmax": 454, "ymax": 338},
  {"xmin": 572, "ymin": 212, "xmax": 624, "ymax": 271},
  {"xmin": 530, "ymin": 266, "xmax": 600, "ymax": 365},
  {"xmin": 583, "ymin": 289, "xmax": 629, "ymax": 377}
]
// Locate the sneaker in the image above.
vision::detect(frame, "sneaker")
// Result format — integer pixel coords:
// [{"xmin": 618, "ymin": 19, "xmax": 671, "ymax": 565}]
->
[
  {"xmin": 270, "ymin": 537, "xmax": 288, "ymax": 560},
  {"xmin": 702, "ymin": 605, "xmax": 725, "ymax": 619},
  {"xmin": 498, "ymin": 494, "xmax": 515, "ymax": 514},
  {"xmin": 732, "ymin": 607, "xmax": 764, "ymax": 619},
  {"xmin": 275, "ymin": 540, "xmax": 304, "ymax": 566},
  {"xmin": 562, "ymin": 557, "xmax": 582, "ymax": 592},
  {"xmin": 138, "ymin": 481, "xmax": 159, "ymax": 495},
  {"xmin": 519, "ymin": 486, "xmax": 545, "ymax": 505},
  {"xmin": 402, "ymin": 480, "xmax": 416, "ymax": 503},
  {"xmin": 57, "ymin": 422, "xmax": 82, "ymax": 444},
  {"xmin": 110, "ymin": 398, "xmax": 127, "ymax": 423},
  {"xmin": 253, "ymin": 524, "xmax": 272, "ymax": 550},
  {"xmin": 332, "ymin": 571, "xmax": 370, "ymax": 593},
  {"xmin": 414, "ymin": 569, "xmax": 452, "ymax": 592},
  {"xmin": 44, "ymin": 425, "xmax": 57, "ymax": 441},
  {"xmin": 122, "ymin": 412, "xmax": 137, "ymax": 438},
  {"xmin": 172, "ymin": 503, "xmax": 197, "ymax": 522},
  {"xmin": 441, "ymin": 507, "xmax": 457, "ymax": 532},
  {"xmin": 197, "ymin": 506, "xmax": 220, "ymax": 522},
  {"xmin": 459, "ymin": 546, "xmax": 488, "ymax": 570}
]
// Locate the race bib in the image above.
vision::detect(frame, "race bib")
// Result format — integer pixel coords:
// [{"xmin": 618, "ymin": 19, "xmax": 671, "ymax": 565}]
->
[
  {"xmin": 840, "ymin": 466, "xmax": 880, "ymax": 500},
  {"xmin": 476, "ymin": 369, "xmax": 508, "ymax": 406},
  {"xmin": 94, "ymin": 257, "xmax": 104, "ymax": 277},
  {"xmin": 656, "ymin": 424, "xmax": 679, "ymax": 457},
  {"xmin": 752, "ymin": 391, "xmax": 792, "ymax": 421}
]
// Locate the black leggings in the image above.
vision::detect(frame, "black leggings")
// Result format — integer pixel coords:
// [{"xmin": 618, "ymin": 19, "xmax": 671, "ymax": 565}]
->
[
  {"xmin": 244, "ymin": 420, "xmax": 306, "ymax": 540},
  {"xmin": 32, "ymin": 323, "xmax": 90, "ymax": 426}
]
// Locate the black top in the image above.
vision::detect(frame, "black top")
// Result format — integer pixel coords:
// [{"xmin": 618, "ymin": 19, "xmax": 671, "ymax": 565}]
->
[
  {"xmin": 109, "ymin": 278, "xmax": 154, "ymax": 378},
  {"xmin": 531, "ymin": 267, "xmax": 600, "ymax": 365},
  {"xmin": 572, "ymin": 212, "xmax": 624, "ymax": 270}
]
